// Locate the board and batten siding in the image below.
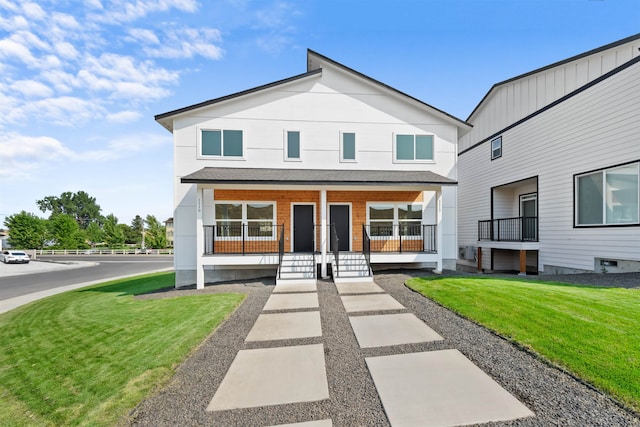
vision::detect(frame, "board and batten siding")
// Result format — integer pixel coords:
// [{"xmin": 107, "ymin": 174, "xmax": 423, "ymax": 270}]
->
[
  {"xmin": 459, "ymin": 59, "xmax": 640, "ymax": 273},
  {"xmin": 460, "ymin": 37, "xmax": 640, "ymax": 153}
]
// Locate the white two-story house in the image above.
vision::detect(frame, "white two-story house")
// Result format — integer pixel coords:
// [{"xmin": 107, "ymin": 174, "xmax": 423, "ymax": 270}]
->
[
  {"xmin": 156, "ymin": 50, "xmax": 470, "ymax": 288},
  {"xmin": 458, "ymin": 34, "xmax": 640, "ymax": 275}
]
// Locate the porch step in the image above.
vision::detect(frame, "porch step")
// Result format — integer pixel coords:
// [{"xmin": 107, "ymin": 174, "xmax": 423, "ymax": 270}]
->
[
  {"xmin": 277, "ymin": 253, "xmax": 316, "ymax": 285},
  {"xmin": 332, "ymin": 252, "xmax": 373, "ymax": 284}
]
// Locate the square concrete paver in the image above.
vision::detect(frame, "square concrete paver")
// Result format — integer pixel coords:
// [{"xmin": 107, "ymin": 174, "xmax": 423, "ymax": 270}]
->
[
  {"xmin": 366, "ymin": 349, "xmax": 534, "ymax": 427},
  {"xmin": 349, "ymin": 313, "xmax": 443, "ymax": 348},
  {"xmin": 208, "ymin": 344, "xmax": 329, "ymax": 411},
  {"xmin": 340, "ymin": 294, "xmax": 405, "ymax": 313},
  {"xmin": 263, "ymin": 293, "xmax": 319, "ymax": 311},
  {"xmin": 273, "ymin": 281, "xmax": 318, "ymax": 293},
  {"xmin": 335, "ymin": 282, "xmax": 384, "ymax": 294},
  {"xmin": 246, "ymin": 311, "xmax": 322, "ymax": 342}
]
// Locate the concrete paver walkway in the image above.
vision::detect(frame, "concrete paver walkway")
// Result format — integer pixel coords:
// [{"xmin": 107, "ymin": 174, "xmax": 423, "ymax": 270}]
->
[{"xmin": 205, "ymin": 278, "xmax": 533, "ymax": 426}]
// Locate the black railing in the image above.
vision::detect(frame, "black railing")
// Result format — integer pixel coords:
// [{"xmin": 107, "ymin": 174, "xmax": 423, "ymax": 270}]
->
[
  {"xmin": 277, "ymin": 225, "xmax": 285, "ymax": 279},
  {"xmin": 364, "ymin": 224, "xmax": 437, "ymax": 253},
  {"xmin": 362, "ymin": 224, "xmax": 372, "ymax": 273},
  {"xmin": 330, "ymin": 223, "xmax": 340, "ymax": 277},
  {"xmin": 204, "ymin": 224, "xmax": 284, "ymax": 254},
  {"xmin": 478, "ymin": 217, "xmax": 538, "ymax": 242}
]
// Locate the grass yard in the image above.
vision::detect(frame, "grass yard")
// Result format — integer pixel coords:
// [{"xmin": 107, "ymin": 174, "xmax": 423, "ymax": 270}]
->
[
  {"xmin": 0, "ymin": 272, "xmax": 245, "ymax": 426},
  {"xmin": 406, "ymin": 276, "xmax": 640, "ymax": 412}
]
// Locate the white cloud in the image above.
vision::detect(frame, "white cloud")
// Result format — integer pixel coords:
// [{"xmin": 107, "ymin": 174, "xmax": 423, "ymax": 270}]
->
[
  {"xmin": 94, "ymin": 0, "xmax": 199, "ymax": 23},
  {"xmin": 127, "ymin": 28, "xmax": 160, "ymax": 45},
  {"xmin": 55, "ymin": 41, "xmax": 79, "ymax": 59},
  {"xmin": 81, "ymin": 132, "xmax": 170, "ymax": 161},
  {"xmin": 10, "ymin": 79, "xmax": 53, "ymax": 98},
  {"xmin": 0, "ymin": 132, "xmax": 75, "ymax": 178},
  {"xmin": 6, "ymin": 96, "xmax": 105, "ymax": 127},
  {"xmin": 144, "ymin": 28, "xmax": 223, "ymax": 59},
  {"xmin": 0, "ymin": 38, "xmax": 37, "ymax": 66},
  {"xmin": 22, "ymin": 2, "xmax": 46, "ymax": 21},
  {"xmin": 106, "ymin": 110, "xmax": 143, "ymax": 123}
]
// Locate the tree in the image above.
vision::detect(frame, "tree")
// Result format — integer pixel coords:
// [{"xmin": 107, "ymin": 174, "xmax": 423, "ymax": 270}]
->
[
  {"xmin": 129, "ymin": 215, "xmax": 144, "ymax": 245},
  {"xmin": 37, "ymin": 191, "xmax": 102, "ymax": 229},
  {"xmin": 3, "ymin": 211, "xmax": 47, "ymax": 249},
  {"xmin": 47, "ymin": 214, "xmax": 87, "ymax": 249},
  {"xmin": 103, "ymin": 214, "xmax": 125, "ymax": 247},
  {"xmin": 144, "ymin": 215, "xmax": 167, "ymax": 249},
  {"xmin": 119, "ymin": 223, "xmax": 140, "ymax": 245},
  {"xmin": 86, "ymin": 221, "xmax": 104, "ymax": 246}
]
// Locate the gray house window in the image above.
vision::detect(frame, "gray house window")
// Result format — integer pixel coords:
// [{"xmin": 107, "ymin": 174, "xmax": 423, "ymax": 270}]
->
[
  {"xmin": 491, "ymin": 136, "xmax": 502, "ymax": 160},
  {"xmin": 395, "ymin": 134, "xmax": 433, "ymax": 161},
  {"xmin": 201, "ymin": 130, "xmax": 243, "ymax": 157}
]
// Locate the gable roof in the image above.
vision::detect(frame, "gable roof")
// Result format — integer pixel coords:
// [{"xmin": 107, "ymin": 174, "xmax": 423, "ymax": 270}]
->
[
  {"xmin": 181, "ymin": 167, "xmax": 456, "ymax": 186},
  {"xmin": 155, "ymin": 50, "xmax": 471, "ymax": 134},
  {"xmin": 466, "ymin": 33, "xmax": 640, "ymax": 121}
]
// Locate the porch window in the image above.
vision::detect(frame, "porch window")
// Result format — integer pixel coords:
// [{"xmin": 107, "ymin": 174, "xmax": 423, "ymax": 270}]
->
[
  {"xmin": 394, "ymin": 134, "xmax": 433, "ymax": 161},
  {"xmin": 491, "ymin": 136, "xmax": 502, "ymax": 160},
  {"xmin": 575, "ymin": 162, "xmax": 639, "ymax": 226},
  {"xmin": 286, "ymin": 131, "xmax": 301, "ymax": 160},
  {"xmin": 368, "ymin": 203, "xmax": 423, "ymax": 237},
  {"xmin": 215, "ymin": 202, "xmax": 276, "ymax": 237},
  {"xmin": 341, "ymin": 132, "xmax": 356, "ymax": 162},
  {"xmin": 201, "ymin": 130, "xmax": 243, "ymax": 157}
]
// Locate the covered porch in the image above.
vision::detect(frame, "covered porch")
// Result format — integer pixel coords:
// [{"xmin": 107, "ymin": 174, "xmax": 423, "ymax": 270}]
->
[{"xmin": 182, "ymin": 167, "xmax": 455, "ymax": 289}]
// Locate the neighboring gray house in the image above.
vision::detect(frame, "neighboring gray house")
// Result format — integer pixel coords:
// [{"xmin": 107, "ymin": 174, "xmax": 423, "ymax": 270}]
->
[{"xmin": 458, "ymin": 34, "xmax": 640, "ymax": 274}]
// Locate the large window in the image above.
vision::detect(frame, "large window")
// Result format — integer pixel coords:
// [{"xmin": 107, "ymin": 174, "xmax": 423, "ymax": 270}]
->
[
  {"xmin": 215, "ymin": 202, "xmax": 276, "ymax": 237},
  {"xmin": 395, "ymin": 134, "xmax": 433, "ymax": 161},
  {"xmin": 201, "ymin": 129, "xmax": 243, "ymax": 157},
  {"xmin": 575, "ymin": 162, "xmax": 639, "ymax": 226},
  {"xmin": 368, "ymin": 203, "xmax": 423, "ymax": 237},
  {"xmin": 341, "ymin": 132, "xmax": 356, "ymax": 162},
  {"xmin": 286, "ymin": 130, "xmax": 301, "ymax": 160}
]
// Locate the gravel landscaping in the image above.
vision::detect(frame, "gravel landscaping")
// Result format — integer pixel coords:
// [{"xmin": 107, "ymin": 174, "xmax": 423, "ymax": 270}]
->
[{"xmin": 128, "ymin": 271, "xmax": 640, "ymax": 426}]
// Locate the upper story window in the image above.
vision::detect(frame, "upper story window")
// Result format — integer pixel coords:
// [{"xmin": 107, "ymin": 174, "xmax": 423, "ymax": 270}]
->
[
  {"xmin": 394, "ymin": 134, "xmax": 433, "ymax": 162},
  {"xmin": 491, "ymin": 136, "xmax": 502, "ymax": 160},
  {"xmin": 285, "ymin": 130, "xmax": 301, "ymax": 161},
  {"xmin": 575, "ymin": 161, "xmax": 639, "ymax": 227},
  {"xmin": 201, "ymin": 129, "xmax": 243, "ymax": 158},
  {"xmin": 340, "ymin": 132, "xmax": 356, "ymax": 162}
]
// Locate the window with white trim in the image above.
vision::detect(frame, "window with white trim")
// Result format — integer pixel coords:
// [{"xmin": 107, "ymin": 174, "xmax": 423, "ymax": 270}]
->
[
  {"xmin": 201, "ymin": 129, "xmax": 243, "ymax": 157},
  {"xmin": 575, "ymin": 162, "xmax": 639, "ymax": 226},
  {"xmin": 367, "ymin": 203, "xmax": 423, "ymax": 237},
  {"xmin": 394, "ymin": 134, "xmax": 433, "ymax": 161},
  {"xmin": 215, "ymin": 202, "xmax": 276, "ymax": 237},
  {"xmin": 491, "ymin": 136, "xmax": 502, "ymax": 160},
  {"xmin": 340, "ymin": 132, "xmax": 356, "ymax": 162},
  {"xmin": 285, "ymin": 130, "xmax": 301, "ymax": 160}
]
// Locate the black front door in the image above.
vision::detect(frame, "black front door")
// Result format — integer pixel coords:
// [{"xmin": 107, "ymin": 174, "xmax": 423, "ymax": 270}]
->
[
  {"xmin": 293, "ymin": 205, "xmax": 314, "ymax": 252},
  {"xmin": 330, "ymin": 205, "xmax": 350, "ymax": 251}
]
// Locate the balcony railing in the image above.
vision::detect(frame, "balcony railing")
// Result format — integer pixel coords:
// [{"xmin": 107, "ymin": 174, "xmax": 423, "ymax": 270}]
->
[
  {"xmin": 204, "ymin": 224, "xmax": 284, "ymax": 255},
  {"xmin": 478, "ymin": 217, "xmax": 538, "ymax": 242},
  {"xmin": 364, "ymin": 224, "xmax": 437, "ymax": 253}
]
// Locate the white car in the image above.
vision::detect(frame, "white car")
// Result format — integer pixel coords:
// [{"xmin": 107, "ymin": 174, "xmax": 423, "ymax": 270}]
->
[{"xmin": 1, "ymin": 250, "xmax": 30, "ymax": 264}]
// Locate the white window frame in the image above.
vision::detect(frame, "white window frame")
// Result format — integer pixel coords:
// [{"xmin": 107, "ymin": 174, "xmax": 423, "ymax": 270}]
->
[
  {"xmin": 284, "ymin": 130, "xmax": 302, "ymax": 162},
  {"xmin": 393, "ymin": 133, "xmax": 435, "ymax": 163},
  {"xmin": 491, "ymin": 136, "xmax": 502, "ymax": 160},
  {"xmin": 575, "ymin": 161, "xmax": 640, "ymax": 227},
  {"xmin": 366, "ymin": 202, "xmax": 424, "ymax": 239},
  {"xmin": 214, "ymin": 201, "xmax": 277, "ymax": 240},
  {"xmin": 340, "ymin": 131, "xmax": 357, "ymax": 163},
  {"xmin": 198, "ymin": 128, "xmax": 245, "ymax": 160}
]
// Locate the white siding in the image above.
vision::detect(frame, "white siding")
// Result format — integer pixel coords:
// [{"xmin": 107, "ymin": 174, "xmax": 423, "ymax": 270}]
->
[
  {"xmin": 459, "ymin": 59, "xmax": 640, "ymax": 272},
  {"xmin": 460, "ymin": 37, "xmax": 640, "ymax": 152}
]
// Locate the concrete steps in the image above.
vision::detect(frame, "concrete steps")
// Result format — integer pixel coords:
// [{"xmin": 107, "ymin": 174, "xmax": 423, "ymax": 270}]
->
[
  {"xmin": 277, "ymin": 253, "xmax": 316, "ymax": 285},
  {"xmin": 333, "ymin": 252, "xmax": 373, "ymax": 283}
]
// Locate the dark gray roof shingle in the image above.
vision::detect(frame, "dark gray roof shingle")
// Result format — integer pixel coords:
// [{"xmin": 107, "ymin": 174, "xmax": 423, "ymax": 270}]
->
[{"xmin": 180, "ymin": 167, "xmax": 456, "ymax": 186}]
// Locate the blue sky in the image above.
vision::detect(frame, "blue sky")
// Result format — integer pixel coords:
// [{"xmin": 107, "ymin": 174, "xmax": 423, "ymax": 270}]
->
[{"xmin": 1, "ymin": 0, "xmax": 639, "ymax": 226}]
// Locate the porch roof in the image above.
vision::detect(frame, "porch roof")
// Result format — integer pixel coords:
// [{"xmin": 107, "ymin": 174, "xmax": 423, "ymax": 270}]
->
[{"xmin": 181, "ymin": 167, "xmax": 457, "ymax": 186}]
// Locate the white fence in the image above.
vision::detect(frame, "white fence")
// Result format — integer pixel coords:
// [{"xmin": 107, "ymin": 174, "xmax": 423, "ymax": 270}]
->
[{"xmin": 35, "ymin": 249, "xmax": 174, "ymax": 255}]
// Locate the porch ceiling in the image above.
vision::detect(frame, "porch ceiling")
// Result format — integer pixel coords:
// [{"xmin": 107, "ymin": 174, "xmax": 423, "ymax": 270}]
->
[{"xmin": 181, "ymin": 167, "xmax": 457, "ymax": 187}]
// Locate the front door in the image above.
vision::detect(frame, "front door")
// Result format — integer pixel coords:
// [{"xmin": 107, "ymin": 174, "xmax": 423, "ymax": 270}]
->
[
  {"xmin": 520, "ymin": 194, "xmax": 537, "ymax": 241},
  {"xmin": 293, "ymin": 204, "xmax": 314, "ymax": 252},
  {"xmin": 330, "ymin": 205, "xmax": 350, "ymax": 251}
]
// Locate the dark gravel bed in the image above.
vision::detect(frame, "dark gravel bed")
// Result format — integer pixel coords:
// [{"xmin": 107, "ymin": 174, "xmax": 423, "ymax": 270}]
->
[{"xmin": 128, "ymin": 271, "xmax": 640, "ymax": 426}]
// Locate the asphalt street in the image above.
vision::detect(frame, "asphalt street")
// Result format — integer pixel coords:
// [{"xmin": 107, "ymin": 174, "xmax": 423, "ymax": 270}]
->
[{"xmin": 0, "ymin": 255, "xmax": 174, "ymax": 301}]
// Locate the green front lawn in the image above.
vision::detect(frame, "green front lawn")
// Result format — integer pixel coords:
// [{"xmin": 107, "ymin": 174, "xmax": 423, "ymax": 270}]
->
[
  {"xmin": 406, "ymin": 276, "xmax": 640, "ymax": 412},
  {"xmin": 0, "ymin": 272, "xmax": 245, "ymax": 426}
]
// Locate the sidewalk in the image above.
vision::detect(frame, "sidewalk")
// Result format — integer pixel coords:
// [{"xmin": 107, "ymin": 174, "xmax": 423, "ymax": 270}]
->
[{"xmin": 130, "ymin": 273, "xmax": 640, "ymax": 426}]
